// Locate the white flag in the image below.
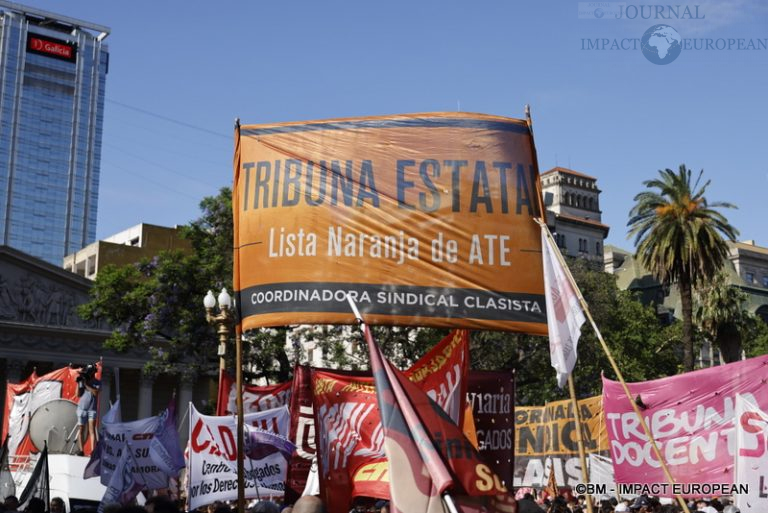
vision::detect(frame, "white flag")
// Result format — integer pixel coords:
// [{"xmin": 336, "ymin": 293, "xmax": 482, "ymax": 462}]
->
[
  {"xmin": 735, "ymin": 393, "xmax": 768, "ymax": 513},
  {"xmin": 541, "ymin": 227, "xmax": 586, "ymax": 388}
]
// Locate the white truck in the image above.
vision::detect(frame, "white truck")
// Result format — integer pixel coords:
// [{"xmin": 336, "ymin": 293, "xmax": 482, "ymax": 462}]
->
[{"xmin": 13, "ymin": 454, "xmax": 107, "ymax": 513}]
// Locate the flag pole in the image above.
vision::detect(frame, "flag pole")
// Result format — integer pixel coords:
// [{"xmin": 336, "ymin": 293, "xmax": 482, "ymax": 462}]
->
[
  {"xmin": 232, "ymin": 117, "xmax": 246, "ymax": 513},
  {"xmin": 442, "ymin": 493, "xmax": 460, "ymax": 513},
  {"xmin": 536, "ymin": 220, "xmax": 691, "ymax": 513},
  {"xmin": 566, "ymin": 375, "xmax": 594, "ymax": 513},
  {"xmin": 348, "ymin": 295, "xmax": 465, "ymax": 513}
]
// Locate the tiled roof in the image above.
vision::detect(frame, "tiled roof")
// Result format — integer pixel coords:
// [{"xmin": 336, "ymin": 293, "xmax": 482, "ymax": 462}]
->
[{"xmin": 541, "ymin": 167, "xmax": 597, "ymax": 180}]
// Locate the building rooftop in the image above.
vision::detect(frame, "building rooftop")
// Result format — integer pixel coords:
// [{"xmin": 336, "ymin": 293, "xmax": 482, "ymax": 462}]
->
[
  {"xmin": 555, "ymin": 212, "xmax": 610, "ymax": 231},
  {"xmin": 541, "ymin": 166, "xmax": 597, "ymax": 181},
  {"xmin": 731, "ymin": 240, "xmax": 768, "ymax": 256},
  {"xmin": 0, "ymin": 0, "xmax": 110, "ymax": 38}
]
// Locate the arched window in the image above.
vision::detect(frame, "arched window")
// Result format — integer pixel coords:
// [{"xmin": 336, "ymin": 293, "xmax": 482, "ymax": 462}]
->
[{"xmin": 756, "ymin": 305, "xmax": 768, "ymax": 325}]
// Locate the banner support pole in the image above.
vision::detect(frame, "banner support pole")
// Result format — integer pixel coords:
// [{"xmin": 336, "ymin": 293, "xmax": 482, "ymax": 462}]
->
[
  {"xmin": 442, "ymin": 493, "xmax": 460, "ymax": 513},
  {"xmin": 535, "ymin": 219, "xmax": 690, "ymax": 513},
  {"xmin": 567, "ymin": 375, "xmax": 594, "ymax": 513},
  {"xmin": 233, "ymin": 117, "xmax": 246, "ymax": 513}
]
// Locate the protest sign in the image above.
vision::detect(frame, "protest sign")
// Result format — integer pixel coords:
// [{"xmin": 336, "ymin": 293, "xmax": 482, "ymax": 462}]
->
[
  {"xmin": 603, "ymin": 355, "xmax": 768, "ymax": 495},
  {"xmin": 514, "ymin": 395, "xmax": 607, "ymax": 487},
  {"xmin": 234, "ymin": 112, "xmax": 545, "ymax": 332},
  {"xmin": 187, "ymin": 404, "xmax": 290, "ymax": 509}
]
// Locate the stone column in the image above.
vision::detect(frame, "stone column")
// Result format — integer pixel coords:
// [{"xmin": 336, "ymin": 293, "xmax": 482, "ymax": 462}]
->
[
  {"xmin": 99, "ymin": 366, "xmax": 113, "ymax": 414},
  {"xmin": 138, "ymin": 370, "xmax": 155, "ymax": 419},
  {"xmin": 6, "ymin": 359, "xmax": 26, "ymax": 383},
  {"xmin": 177, "ymin": 374, "xmax": 195, "ymax": 446}
]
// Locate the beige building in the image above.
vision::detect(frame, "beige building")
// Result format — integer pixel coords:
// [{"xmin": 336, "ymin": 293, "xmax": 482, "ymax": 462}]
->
[
  {"xmin": 0, "ymin": 245, "xmax": 210, "ymax": 430},
  {"xmin": 605, "ymin": 240, "xmax": 768, "ymax": 365},
  {"xmin": 63, "ymin": 223, "xmax": 192, "ymax": 279},
  {"xmin": 541, "ymin": 167, "xmax": 610, "ymax": 267}
]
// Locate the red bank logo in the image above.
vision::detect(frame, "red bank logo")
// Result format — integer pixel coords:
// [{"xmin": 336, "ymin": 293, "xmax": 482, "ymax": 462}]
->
[{"xmin": 27, "ymin": 35, "xmax": 77, "ymax": 62}]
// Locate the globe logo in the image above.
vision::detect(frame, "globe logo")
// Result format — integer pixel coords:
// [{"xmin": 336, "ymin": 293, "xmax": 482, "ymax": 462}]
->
[
  {"xmin": 594, "ymin": 8, "xmax": 605, "ymax": 19},
  {"xmin": 641, "ymin": 24, "xmax": 682, "ymax": 65}
]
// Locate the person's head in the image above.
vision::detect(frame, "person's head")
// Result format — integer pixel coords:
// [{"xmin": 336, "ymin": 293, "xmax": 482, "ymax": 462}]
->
[
  {"xmin": 50, "ymin": 498, "xmax": 66, "ymax": 513},
  {"xmin": 250, "ymin": 502, "xmax": 279, "ymax": 513},
  {"xmin": 630, "ymin": 495, "xmax": 651, "ymax": 512},
  {"xmin": 24, "ymin": 498, "xmax": 46, "ymax": 513},
  {"xmin": 101, "ymin": 503, "xmax": 122, "ymax": 513},
  {"xmin": 291, "ymin": 496, "xmax": 325, "ymax": 513},
  {"xmin": 4, "ymin": 497, "xmax": 19, "ymax": 511},
  {"xmin": 145, "ymin": 496, "xmax": 178, "ymax": 513},
  {"xmin": 115, "ymin": 506, "xmax": 147, "ymax": 513},
  {"xmin": 523, "ymin": 493, "xmax": 534, "ymax": 501},
  {"xmin": 723, "ymin": 505, "xmax": 740, "ymax": 513}
]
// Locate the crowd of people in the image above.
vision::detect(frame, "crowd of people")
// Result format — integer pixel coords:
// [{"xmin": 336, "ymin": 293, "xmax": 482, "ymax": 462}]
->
[
  {"xmin": 0, "ymin": 493, "xmax": 744, "ymax": 513},
  {"xmin": 517, "ymin": 493, "xmax": 741, "ymax": 513}
]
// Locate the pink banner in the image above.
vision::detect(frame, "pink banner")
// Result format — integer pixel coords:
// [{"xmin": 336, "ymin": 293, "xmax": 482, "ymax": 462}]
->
[{"xmin": 602, "ymin": 355, "xmax": 768, "ymax": 495}]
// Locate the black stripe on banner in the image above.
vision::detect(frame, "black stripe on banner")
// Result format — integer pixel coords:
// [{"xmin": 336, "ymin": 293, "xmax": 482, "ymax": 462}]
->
[
  {"xmin": 238, "ymin": 282, "xmax": 546, "ymax": 323},
  {"xmin": 241, "ymin": 118, "xmax": 530, "ymax": 136}
]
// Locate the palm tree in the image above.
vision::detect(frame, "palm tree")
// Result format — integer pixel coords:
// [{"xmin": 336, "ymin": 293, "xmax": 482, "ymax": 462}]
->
[
  {"xmin": 628, "ymin": 165, "xmax": 738, "ymax": 371},
  {"xmin": 695, "ymin": 271, "xmax": 749, "ymax": 363}
]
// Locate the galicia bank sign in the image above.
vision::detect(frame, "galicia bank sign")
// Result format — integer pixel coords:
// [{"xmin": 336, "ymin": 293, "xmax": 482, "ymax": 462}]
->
[
  {"xmin": 26, "ymin": 34, "xmax": 77, "ymax": 63},
  {"xmin": 578, "ymin": 3, "xmax": 705, "ymax": 20}
]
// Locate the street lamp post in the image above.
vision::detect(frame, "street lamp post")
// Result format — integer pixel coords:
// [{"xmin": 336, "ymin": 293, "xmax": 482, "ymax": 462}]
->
[
  {"xmin": 204, "ymin": 289, "xmax": 233, "ymax": 371},
  {"xmin": 203, "ymin": 288, "xmax": 245, "ymax": 513}
]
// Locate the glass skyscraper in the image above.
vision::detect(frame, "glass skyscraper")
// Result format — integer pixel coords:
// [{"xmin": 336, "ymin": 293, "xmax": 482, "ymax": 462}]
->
[{"xmin": 0, "ymin": 1, "xmax": 108, "ymax": 265}]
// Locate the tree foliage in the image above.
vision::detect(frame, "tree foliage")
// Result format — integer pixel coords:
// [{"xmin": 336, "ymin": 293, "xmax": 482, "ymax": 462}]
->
[
  {"xmin": 466, "ymin": 258, "xmax": 679, "ymax": 404},
  {"xmin": 80, "ymin": 185, "xmax": 693, "ymax": 401},
  {"xmin": 628, "ymin": 165, "xmax": 738, "ymax": 371},
  {"xmin": 79, "ymin": 188, "xmax": 246, "ymax": 379},
  {"xmin": 694, "ymin": 271, "xmax": 752, "ymax": 362}
]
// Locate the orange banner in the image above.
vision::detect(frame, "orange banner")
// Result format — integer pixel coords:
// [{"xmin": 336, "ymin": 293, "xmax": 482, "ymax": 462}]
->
[{"xmin": 234, "ymin": 112, "xmax": 546, "ymax": 332}]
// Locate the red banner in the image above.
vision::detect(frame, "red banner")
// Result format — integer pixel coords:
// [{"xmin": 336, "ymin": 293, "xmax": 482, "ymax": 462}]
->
[
  {"xmin": 468, "ymin": 371, "xmax": 515, "ymax": 489},
  {"xmin": 286, "ymin": 330, "xmax": 469, "ymax": 503},
  {"xmin": 3, "ymin": 363, "xmax": 101, "ymax": 459},
  {"xmin": 310, "ymin": 330, "xmax": 469, "ymax": 513},
  {"xmin": 216, "ymin": 370, "xmax": 291, "ymax": 416},
  {"xmin": 366, "ymin": 327, "xmax": 515, "ymax": 513},
  {"xmin": 286, "ymin": 365, "xmax": 320, "ymax": 503}
]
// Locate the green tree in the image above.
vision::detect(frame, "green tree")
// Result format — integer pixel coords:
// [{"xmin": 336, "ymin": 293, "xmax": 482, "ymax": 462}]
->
[
  {"xmin": 467, "ymin": 258, "xmax": 678, "ymax": 404},
  {"xmin": 742, "ymin": 315, "xmax": 768, "ymax": 358},
  {"xmin": 695, "ymin": 271, "xmax": 751, "ymax": 363},
  {"xmin": 79, "ymin": 188, "xmax": 290, "ymax": 382},
  {"xmin": 628, "ymin": 165, "xmax": 738, "ymax": 372}
]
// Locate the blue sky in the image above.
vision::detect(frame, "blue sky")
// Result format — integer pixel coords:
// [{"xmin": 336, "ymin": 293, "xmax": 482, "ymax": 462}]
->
[{"xmin": 28, "ymin": 0, "xmax": 768, "ymax": 248}]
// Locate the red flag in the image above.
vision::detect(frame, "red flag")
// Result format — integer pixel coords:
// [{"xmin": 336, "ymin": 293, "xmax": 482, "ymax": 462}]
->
[
  {"xmin": 293, "ymin": 330, "xmax": 470, "ymax": 506},
  {"xmin": 215, "ymin": 368, "xmax": 230, "ymax": 416},
  {"xmin": 365, "ymin": 327, "xmax": 513, "ymax": 513},
  {"xmin": 217, "ymin": 370, "xmax": 291, "ymax": 416}
]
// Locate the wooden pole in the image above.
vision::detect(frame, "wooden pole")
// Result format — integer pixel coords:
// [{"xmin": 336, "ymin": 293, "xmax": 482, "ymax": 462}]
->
[
  {"xmin": 233, "ymin": 118, "xmax": 245, "ymax": 513},
  {"xmin": 567, "ymin": 375, "xmax": 594, "ymax": 513},
  {"xmin": 537, "ymin": 220, "xmax": 691, "ymax": 513}
]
